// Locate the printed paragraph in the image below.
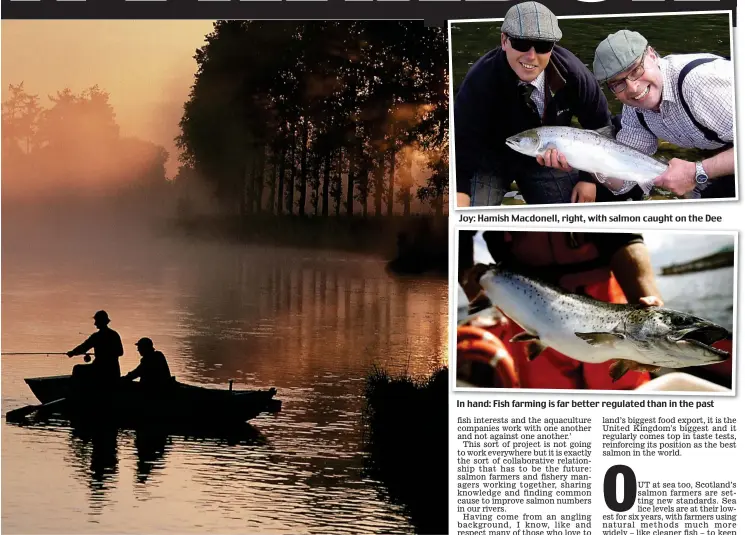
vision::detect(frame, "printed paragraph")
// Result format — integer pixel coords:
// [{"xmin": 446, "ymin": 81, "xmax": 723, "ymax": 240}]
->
[
  {"xmin": 602, "ymin": 417, "xmax": 736, "ymax": 457},
  {"xmin": 606, "ymin": 480, "xmax": 737, "ymax": 535},
  {"xmin": 457, "ymin": 416, "xmax": 593, "ymax": 535}
]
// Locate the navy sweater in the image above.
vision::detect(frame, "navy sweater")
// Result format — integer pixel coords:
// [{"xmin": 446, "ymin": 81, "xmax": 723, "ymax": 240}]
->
[{"xmin": 454, "ymin": 46, "xmax": 611, "ymax": 194}]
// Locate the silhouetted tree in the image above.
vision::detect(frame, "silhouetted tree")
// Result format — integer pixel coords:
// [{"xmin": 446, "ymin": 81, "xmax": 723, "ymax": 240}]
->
[
  {"xmin": 2, "ymin": 83, "xmax": 169, "ymax": 202},
  {"xmin": 1, "ymin": 83, "xmax": 41, "ymax": 155},
  {"xmin": 176, "ymin": 21, "xmax": 449, "ymax": 218}
]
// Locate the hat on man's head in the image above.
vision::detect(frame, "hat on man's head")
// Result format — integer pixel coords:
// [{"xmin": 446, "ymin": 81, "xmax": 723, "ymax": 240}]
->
[
  {"xmin": 93, "ymin": 310, "xmax": 110, "ymax": 324},
  {"xmin": 593, "ymin": 30, "xmax": 649, "ymax": 82},
  {"xmin": 135, "ymin": 337, "xmax": 154, "ymax": 349},
  {"xmin": 501, "ymin": 2, "xmax": 562, "ymax": 42}
]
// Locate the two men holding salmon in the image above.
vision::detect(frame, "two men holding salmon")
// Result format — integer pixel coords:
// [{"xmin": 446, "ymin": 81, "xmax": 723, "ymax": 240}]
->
[{"xmin": 454, "ymin": 1, "xmax": 735, "ymax": 206}]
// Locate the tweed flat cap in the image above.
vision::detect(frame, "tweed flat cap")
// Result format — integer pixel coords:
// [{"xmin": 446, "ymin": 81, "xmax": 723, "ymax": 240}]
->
[
  {"xmin": 501, "ymin": 2, "xmax": 562, "ymax": 42},
  {"xmin": 593, "ymin": 30, "xmax": 648, "ymax": 82}
]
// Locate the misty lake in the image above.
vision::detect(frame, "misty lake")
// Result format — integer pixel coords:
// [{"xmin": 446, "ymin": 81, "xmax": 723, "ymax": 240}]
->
[{"xmin": 1, "ymin": 207, "xmax": 448, "ymax": 534}]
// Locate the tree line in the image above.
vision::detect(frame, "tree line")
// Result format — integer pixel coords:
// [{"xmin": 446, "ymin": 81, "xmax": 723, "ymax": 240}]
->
[
  {"xmin": 1, "ymin": 83, "xmax": 168, "ymax": 201},
  {"xmin": 175, "ymin": 21, "xmax": 449, "ymax": 218},
  {"xmin": 2, "ymin": 22, "xmax": 449, "ymax": 219}
]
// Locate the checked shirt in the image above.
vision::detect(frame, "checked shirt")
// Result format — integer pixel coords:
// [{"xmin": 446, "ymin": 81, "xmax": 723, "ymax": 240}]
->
[{"xmin": 616, "ymin": 53, "xmax": 734, "ymax": 155}]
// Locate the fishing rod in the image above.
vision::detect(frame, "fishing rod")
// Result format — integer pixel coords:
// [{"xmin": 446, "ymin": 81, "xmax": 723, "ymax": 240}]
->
[
  {"xmin": 1, "ymin": 352, "xmax": 93, "ymax": 361},
  {"xmin": 3, "ymin": 352, "xmax": 65, "ymax": 355}
]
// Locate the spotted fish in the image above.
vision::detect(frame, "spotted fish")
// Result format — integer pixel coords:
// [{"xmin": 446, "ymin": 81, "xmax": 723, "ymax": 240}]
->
[
  {"xmin": 505, "ymin": 126, "xmax": 668, "ymax": 195},
  {"xmin": 468, "ymin": 263, "xmax": 731, "ymax": 381}
]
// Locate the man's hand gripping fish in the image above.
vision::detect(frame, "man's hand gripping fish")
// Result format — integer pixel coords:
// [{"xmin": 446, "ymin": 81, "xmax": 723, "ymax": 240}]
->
[{"xmin": 467, "ymin": 263, "xmax": 731, "ymax": 381}]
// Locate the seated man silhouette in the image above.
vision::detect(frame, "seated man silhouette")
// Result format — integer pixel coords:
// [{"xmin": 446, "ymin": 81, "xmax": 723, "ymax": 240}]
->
[{"xmin": 123, "ymin": 338, "xmax": 173, "ymax": 394}]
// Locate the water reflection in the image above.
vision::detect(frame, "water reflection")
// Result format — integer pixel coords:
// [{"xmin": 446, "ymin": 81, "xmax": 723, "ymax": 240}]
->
[
  {"xmin": 133, "ymin": 429, "xmax": 170, "ymax": 484},
  {"xmin": 2, "ymin": 222, "xmax": 444, "ymax": 533},
  {"xmin": 8, "ymin": 419, "xmax": 275, "ymax": 512},
  {"xmin": 176, "ymin": 247, "xmax": 447, "ymax": 386},
  {"xmin": 68, "ymin": 425, "xmax": 120, "ymax": 514}
]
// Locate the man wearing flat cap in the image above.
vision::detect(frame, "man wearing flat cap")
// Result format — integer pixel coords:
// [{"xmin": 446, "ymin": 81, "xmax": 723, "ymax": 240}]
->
[
  {"xmin": 594, "ymin": 30, "xmax": 735, "ymax": 199},
  {"xmin": 454, "ymin": 1, "xmax": 612, "ymax": 207},
  {"xmin": 67, "ymin": 310, "xmax": 124, "ymax": 388},
  {"xmin": 123, "ymin": 337, "xmax": 172, "ymax": 394}
]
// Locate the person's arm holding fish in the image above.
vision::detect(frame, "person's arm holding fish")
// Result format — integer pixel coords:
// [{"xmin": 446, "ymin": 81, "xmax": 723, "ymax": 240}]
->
[
  {"xmin": 538, "ymin": 108, "xmax": 656, "ymax": 197},
  {"xmin": 615, "ymin": 112, "xmax": 735, "ymax": 199},
  {"xmin": 607, "ymin": 239, "xmax": 663, "ymax": 307},
  {"xmin": 656, "ymin": 146, "xmax": 735, "ymax": 196},
  {"xmin": 651, "ymin": 66, "xmax": 735, "ymax": 196}
]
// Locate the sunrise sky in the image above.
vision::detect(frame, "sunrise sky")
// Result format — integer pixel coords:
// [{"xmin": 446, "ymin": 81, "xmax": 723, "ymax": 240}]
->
[{"xmin": 2, "ymin": 20, "xmax": 216, "ymax": 177}]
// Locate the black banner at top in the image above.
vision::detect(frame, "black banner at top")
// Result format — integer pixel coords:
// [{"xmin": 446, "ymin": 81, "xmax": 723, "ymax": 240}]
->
[{"xmin": 0, "ymin": 0, "xmax": 738, "ymax": 26}]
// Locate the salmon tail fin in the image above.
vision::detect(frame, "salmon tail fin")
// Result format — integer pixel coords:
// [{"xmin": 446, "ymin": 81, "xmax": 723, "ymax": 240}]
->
[
  {"xmin": 466, "ymin": 292, "xmax": 493, "ymax": 317},
  {"xmin": 467, "ymin": 263, "xmax": 501, "ymax": 290},
  {"xmin": 638, "ymin": 177, "xmax": 656, "ymax": 196}
]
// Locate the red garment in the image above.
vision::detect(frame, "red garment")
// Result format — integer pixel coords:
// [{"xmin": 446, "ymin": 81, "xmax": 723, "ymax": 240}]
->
[{"xmin": 456, "ymin": 328, "xmax": 521, "ymax": 388}]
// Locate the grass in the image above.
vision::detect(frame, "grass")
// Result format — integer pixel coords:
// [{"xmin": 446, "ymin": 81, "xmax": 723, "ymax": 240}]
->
[
  {"xmin": 362, "ymin": 365, "xmax": 448, "ymax": 535},
  {"xmin": 450, "ymin": 13, "xmax": 732, "ymax": 101}
]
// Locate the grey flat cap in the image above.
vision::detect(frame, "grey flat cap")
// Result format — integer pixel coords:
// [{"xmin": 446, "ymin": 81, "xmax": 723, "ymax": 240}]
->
[
  {"xmin": 501, "ymin": 1, "xmax": 562, "ymax": 42},
  {"xmin": 593, "ymin": 30, "xmax": 648, "ymax": 82}
]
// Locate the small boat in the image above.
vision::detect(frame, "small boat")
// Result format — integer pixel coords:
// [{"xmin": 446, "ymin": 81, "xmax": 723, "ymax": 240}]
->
[{"xmin": 22, "ymin": 375, "xmax": 282, "ymax": 428}]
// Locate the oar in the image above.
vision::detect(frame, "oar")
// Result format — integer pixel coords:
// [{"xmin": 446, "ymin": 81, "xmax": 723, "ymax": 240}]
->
[{"xmin": 6, "ymin": 398, "xmax": 66, "ymax": 423}]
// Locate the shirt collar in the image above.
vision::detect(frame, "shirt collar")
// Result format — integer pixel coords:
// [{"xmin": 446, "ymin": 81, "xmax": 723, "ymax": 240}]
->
[
  {"xmin": 518, "ymin": 70, "xmax": 546, "ymax": 92},
  {"xmin": 657, "ymin": 56, "xmax": 676, "ymax": 105}
]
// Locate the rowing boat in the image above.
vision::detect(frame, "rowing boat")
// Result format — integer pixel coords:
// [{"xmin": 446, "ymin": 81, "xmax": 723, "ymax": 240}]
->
[{"xmin": 22, "ymin": 375, "xmax": 282, "ymax": 427}]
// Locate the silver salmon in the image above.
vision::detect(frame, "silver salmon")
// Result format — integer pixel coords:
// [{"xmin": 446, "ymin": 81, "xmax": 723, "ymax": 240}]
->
[
  {"xmin": 468, "ymin": 263, "xmax": 731, "ymax": 381},
  {"xmin": 505, "ymin": 126, "xmax": 668, "ymax": 195}
]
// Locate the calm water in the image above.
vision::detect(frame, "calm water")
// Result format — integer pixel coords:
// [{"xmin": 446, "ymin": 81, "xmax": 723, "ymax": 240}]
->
[
  {"xmin": 656, "ymin": 266, "xmax": 735, "ymax": 333},
  {"xmin": 1, "ymin": 209, "xmax": 449, "ymax": 534}
]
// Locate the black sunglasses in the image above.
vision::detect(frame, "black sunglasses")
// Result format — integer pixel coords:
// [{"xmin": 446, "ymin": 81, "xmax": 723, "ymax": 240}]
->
[{"xmin": 507, "ymin": 35, "xmax": 555, "ymax": 54}]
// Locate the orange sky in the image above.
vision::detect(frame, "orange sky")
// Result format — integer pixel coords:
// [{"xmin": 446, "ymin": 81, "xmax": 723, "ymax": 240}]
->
[{"xmin": 2, "ymin": 20, "xmax": 216, "ymax": 177}]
